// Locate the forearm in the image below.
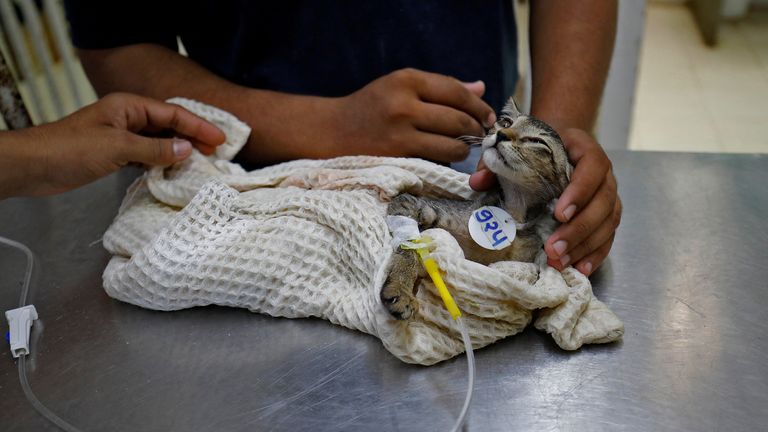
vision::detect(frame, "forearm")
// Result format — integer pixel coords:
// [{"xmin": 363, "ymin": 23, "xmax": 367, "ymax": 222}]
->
[
  {"xmin": 78, "ymin": 44, "xmax": 342, "ymax": 164},
  {"xmin": 0, "ymin": 129, "xmax": 44, "ymax": 199},
  {"xmin": 528, "ymin": 0, "xmax": 617, "ymax": 132}
]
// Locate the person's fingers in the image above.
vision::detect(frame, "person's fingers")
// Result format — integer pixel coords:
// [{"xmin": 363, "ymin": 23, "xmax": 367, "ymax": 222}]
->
[
  {"xmin": 554, "ymin": 197, "xmax": 621, "ymax": 268},
  {"xmin": 469, "ymin": 157, "xmax": 498, "ymax": 191},
  {"xmin": 106, "ymin": 93, "xmax": 226, "ymax": 148},
  {"xmin": 408, "ymin": 132, "xmax": 471, "ymax": 162},
  {"xmin": 553, "ymin": 129, "xmax": 612, "ymax": 223},
  {"xmin": 412, "ymin": 102, "xmax": 485, "ymax": 138},
  {"xmin": 461, "ymin": 80, "xmax": 486, "ymax": 98},
  {"xmin": 469, "ymin": 169, "xmax": 497, "ymax": 191},
  {"xmin": 396, "ymin": 69, "xmax": 495, "ymax": 128},
  {"xmin": 461, "ymin": 80, "xmax": 497, "ymax": 127},
  {"xmin": 118, "ymin": 135, "xmax": 193, "ymax": 166},
  {"xmin": 140, "ymin": 100, "xmax": 226, "ymax": 148},
  {"xmin": 573, "ymin": 233, "xmax": 615, "ymax": 276},
  {"xmin": 195, "ymin": 143, "xmax": 217, "ymax": 156},
  {"xmin": 546, "ymin": 256, "xmax": 563, "ymax": 271},
  {"xmin": 544, "ymin": 176, "xmax": 617, "ymax": 264}
]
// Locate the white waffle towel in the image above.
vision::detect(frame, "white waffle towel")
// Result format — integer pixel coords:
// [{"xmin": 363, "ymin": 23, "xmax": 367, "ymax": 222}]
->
[{"xmin": 102, "ymin": 98, "xmax": 624, "ymax": 365}]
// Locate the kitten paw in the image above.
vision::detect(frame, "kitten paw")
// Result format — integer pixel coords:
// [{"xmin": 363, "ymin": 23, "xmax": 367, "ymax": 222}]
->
[
  {"xmin": 380, "ymin": 248, "xmax": 421, "ymax": 320},
  {"xmin": 389, "ymin": 194, "xmax": 437, "ymax": 228}
]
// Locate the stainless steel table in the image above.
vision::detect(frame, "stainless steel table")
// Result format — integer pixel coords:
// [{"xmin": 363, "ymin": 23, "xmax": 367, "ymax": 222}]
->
[{"xmin": 1, "ymin": 151, "xmax": 767, "ymax": 431}]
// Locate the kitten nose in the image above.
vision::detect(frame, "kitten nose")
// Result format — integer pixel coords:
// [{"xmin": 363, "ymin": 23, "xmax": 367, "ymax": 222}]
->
[
  {"xmin": 494, "ymin": 130, "xmax": 509, "ymax": 145},
  {"xmin": 495, "ymin": 128, "xmax": 518, "ymax": 145}
]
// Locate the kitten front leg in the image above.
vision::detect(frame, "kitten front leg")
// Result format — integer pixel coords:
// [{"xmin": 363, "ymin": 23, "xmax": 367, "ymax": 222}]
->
[
  {"xmin": 380, "ymin": 247, "xmax": 421, "ymax": 319},
  {"xmin": 388, "ymin": 194, "xmax": 438, "ymax": 229}
]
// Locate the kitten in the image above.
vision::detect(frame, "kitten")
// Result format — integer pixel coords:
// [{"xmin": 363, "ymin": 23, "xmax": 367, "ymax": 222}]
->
[{"xmin": 381, "ymin": 98, "xmax": 573, "ymax": 319}]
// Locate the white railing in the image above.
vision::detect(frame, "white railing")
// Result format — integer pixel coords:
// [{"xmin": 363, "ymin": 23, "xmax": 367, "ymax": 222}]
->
[{"xmin": 0, "ymin": 0, "xmax": 94, "ymax": 127}]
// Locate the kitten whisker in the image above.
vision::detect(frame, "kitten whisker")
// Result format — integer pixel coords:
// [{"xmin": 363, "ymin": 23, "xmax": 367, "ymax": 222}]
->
[{"xmin": 456, "ymin": 135, "xmax": 483, "ymax": 146}]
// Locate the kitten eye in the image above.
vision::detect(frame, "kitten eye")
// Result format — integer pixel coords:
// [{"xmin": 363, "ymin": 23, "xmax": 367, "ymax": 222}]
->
[
  {"xmin": 497, "ymin": 118, "xmax": 512, "ymax": 128},
  {"xmin": 522, "ymin": 136, "xmax": 552, "ymax": 152},
  {"xmin": 522, "ymin": 136, "xmax": 547, "ymax": 145}
]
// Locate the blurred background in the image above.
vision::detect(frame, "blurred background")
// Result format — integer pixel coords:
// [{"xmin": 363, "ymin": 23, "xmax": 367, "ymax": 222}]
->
[
  {"xmin": 629, "ymin": 0, "xmax": 767, "ymax": 153},
  {"xmin": 0, "ymin": 0, "xmax": 766, "ymax": 153}
]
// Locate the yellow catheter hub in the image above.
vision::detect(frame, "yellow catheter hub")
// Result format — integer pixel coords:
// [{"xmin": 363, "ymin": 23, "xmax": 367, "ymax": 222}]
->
[{"xmin": 404, "ymin": 237, "xmax": 461, "ymax": 320}]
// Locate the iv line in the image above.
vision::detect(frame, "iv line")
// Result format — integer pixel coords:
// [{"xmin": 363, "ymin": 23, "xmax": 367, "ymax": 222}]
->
[
  {"xmin": 452, "ymin": 316, "xmax": 476, "ymax": 432},
  {"xmin": 4, "ymin": 228, "xmax": 475, "ymax": 432},
  {"xmin": 1, "ymin": 235, "xmax": 84, "ymax": 432},
  {"xmin": 405, "ymin": 237, "xmax": 476, "ymax": 432}
]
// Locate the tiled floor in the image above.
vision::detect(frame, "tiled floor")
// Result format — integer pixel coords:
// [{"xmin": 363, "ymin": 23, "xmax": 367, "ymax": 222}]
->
[{"xmin": 629, "ymin": 2, "xmax": 768, "ymax": 153}]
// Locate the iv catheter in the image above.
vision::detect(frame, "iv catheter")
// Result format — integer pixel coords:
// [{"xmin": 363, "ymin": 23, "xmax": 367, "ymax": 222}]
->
[{"xmin": 402, "ymin": 237, "xmax": 461, "ymax": 319}]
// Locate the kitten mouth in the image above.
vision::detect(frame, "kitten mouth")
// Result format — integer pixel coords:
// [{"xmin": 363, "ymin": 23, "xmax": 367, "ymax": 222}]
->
[
  {"xmin": 482, "ymin": 147, "xmax": 504, "ymax": 172},
  {"xmin": 483, "ymin": 144, "xmax": 525, "ymax": 176},
  {"xmin": 481, "ymin": 134, "xmax": 497, "ymax": 150},
  {"xmin": 482, "ymin": 134, "xmax": 524, "ymax": 175}
]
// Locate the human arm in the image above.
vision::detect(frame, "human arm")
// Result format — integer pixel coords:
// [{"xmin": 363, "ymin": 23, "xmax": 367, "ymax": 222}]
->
[
  {"xmin": 528, "ymin": 0, "xmax": 620, "ymax": 276},
  {"xmin": 0, "ymin": 93, "xmax": 225, "ymax": 199},
  {"xmin": 78, "ymin": 44, "xmax": 495, "ymax": 166}
]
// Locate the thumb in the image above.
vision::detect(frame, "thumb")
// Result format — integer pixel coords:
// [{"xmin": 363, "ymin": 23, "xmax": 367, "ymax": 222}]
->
[
  {"xmin": 123, "ymin": 136, "xmax": 193, "ymax": 166},
  {"xmin": 462, "ymin": 80, "xmax": 486, "ymax": 97},
  {"xmin": 468, "ymin": 158, "xmax": 497, "ymax": 191},
  {"xmin": 469, "ymin": 168, "xmax": 497, "ymax": 191}
]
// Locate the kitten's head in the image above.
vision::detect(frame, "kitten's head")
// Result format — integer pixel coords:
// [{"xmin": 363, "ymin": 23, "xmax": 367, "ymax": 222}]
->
[{"xmin": 481, "ymin": 98, "xmax": 572, "ymax": 202}]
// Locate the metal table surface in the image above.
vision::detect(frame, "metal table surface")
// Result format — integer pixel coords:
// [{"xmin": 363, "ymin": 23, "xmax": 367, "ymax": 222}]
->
[{"xmin": 1, "ymin": 151, "xmax": 766, "ymax": 432}]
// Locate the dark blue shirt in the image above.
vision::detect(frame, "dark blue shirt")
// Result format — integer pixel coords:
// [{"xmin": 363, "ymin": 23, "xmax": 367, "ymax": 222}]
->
[{"xmin": 64, "ymin": 1, "xmax": 518, "ymax": 113}]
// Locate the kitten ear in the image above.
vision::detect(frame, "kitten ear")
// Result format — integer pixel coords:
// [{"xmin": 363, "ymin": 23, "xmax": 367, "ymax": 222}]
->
[
  {"xmin": 502, "ymin": 97, "xmax": 522, "ymax": 118},
  {"xmin": 551, "ymin": 144, "xmax": 573, "ymax": 190},
  {"xmin": 555, "ymin": 163, "xmax": 573, "ymax": 192}
]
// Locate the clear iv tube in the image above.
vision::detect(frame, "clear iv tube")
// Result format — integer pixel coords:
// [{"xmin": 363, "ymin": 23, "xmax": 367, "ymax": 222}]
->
[
  {"xmin": 1, "ymin": 235, "xmax": 84, "ymax": 432},
  {"xmin": 0, "ymin": 235, "xmax": 33, "ymax": 307},
  {"xmin": 449, "ymin": 316, "xmax": 475, "ymax": 432},
  {"xmin": 19, "ymin": 356, "xmax": 81, "ymax": 432}
]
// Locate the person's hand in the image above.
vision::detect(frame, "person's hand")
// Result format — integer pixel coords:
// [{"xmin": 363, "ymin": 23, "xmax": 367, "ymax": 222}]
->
[
  {"xmin": 328, "ymin": 68, "xmax": 496, "ymax": 162},
  {"xmin": 543, "ymin": 128, "xmax": 621, "ymax": 275},
  {"xmin": 469, "ymin": 128, "xmax": 621, "ymax": 276},
  {"xmin": 23, "ymin": 93, "xmax": 225, "ymax": 196}
]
